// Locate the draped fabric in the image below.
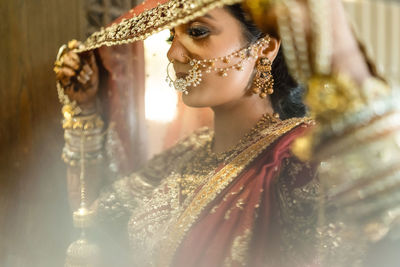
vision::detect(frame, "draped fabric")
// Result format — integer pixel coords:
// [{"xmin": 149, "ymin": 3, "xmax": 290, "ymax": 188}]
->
[
  {"xmin": 97, "ymin": 43, "xmax": 147, "ymax": 176},
  {"xmin": 82, "ymin": 0, "xmax": 245, "ymax": 177},
  {"xmin": 111, "ymin": 118, "xmax": 319, "ymax": 267},
  {"xmin": 84, "ymin": 1, "xmax": 320, "ymax": 266},
  {"xmin": 89, "ymin": 0, "xmax": 172, "ymax": 177},
  {"xmin": 170, "ymin": 123, "xmax": 318, "ymax": 267}
]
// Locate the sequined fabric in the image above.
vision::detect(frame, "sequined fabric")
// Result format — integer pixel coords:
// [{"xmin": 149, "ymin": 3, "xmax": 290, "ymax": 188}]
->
[{"xmin": 97, "ymin": 117, "xmax": 317, "ymax": 266}]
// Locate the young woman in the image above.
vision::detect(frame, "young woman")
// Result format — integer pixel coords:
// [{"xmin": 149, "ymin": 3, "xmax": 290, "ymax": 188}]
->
[{"xmin": 55, "ymin": 0, "xmax": 398, "ymax": 266}]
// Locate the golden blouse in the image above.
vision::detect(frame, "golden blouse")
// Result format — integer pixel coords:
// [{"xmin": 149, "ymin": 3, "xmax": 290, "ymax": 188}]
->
[{"xmin": 96, "ymin": 117, "xmax": 321, "ymax": 266}]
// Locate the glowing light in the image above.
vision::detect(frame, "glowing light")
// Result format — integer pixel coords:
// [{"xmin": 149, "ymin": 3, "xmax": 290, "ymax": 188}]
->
[
  {"xmin": 144, "ymin": 30, "xmax": 178, "ymax": 123},
  {"xmin": 63, "ymin": 111, "xmax": 72, "ymax": 120},
  {"xmin": 78, "ymin": 207, "xmax": 88, "ymax": 216}
]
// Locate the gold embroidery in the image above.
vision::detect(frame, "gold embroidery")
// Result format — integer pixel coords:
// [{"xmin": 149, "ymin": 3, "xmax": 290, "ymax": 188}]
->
[
  {"xmin": 236, "ymin": 198, "xmax": 245, "ymax": 210},
  {"xmin": 288, "ymin": 161, "xmax": 304, "ymax": 179},
  {"xmin": 179, "ymin": 114, "xmax": 278, "ymax": 200},
  {"xmin": 212, "ymin": 186, "xmax": 244, "ymax": 214},
  {"xmin": 224, "ymin": 198, "xmax": 245, "ymax": 220},
  {"xmin": 122, "ymin": 117, "xmax": 312, "ymax": 266},
  {"xmin": 159, "ymin": 117, "xmax": 312, "ymax": 266},
  {"xmin": 97, "ymin": 128, "xmax": 211, "ymax": 222},
  {"xmin": 223, "ymin": 229, "xmax": 253, "ymax": 266},
  {"xmin": 210, "ymin": 205, "xmax": 219, "ymax": 214},
  {"xmin": 225, "ymin": 209, "xmax": 233, "ymax": 220},
  {"xmin": 126, "ymin": 128, "xmax": 217, "ymax": 266},
  {"xmin": 76, "ymin": 0, "xmax": 243, "ymax": 53},
  {"xmin": 276, "ymin": 158, "xmax": 320, "ymax": 266},
  {"xmin": 223, "ymin": 186, "xmax": 244, "ymax": 202}
]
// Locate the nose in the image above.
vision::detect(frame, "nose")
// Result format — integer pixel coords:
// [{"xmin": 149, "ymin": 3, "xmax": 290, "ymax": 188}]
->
[{"xmin": 167, "ymin": 36, "xmax": 190, "ymax": 64}]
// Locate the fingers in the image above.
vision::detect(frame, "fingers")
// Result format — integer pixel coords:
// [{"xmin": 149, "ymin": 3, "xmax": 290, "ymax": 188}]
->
[
  {"xmin": 55, "ymin": 52, "xmax": 95, "ymax": 87},
  {"xmin": 67, "ymin": 39, "xmax": 81, "ymax": 50},
  {"xmin": 54, "ymin": 43, "xmax": 99, "ymax": 107},
  {"xmin": 80, "ymin": 52, "xmax": 98, "ymax": 90},
  {"xmin": 55, "ymin": 40, "xmax": 99, "ymax": 107},
  {"xmin": 56, "ymin": 66, "xmax": 76, "ymax": 86},
  {"xmin": 77, "ymin": 65, "xmax": 92, "ymax": 85},
  {"xmin": 54, "ymin": 51, "xmax": 81, "ymax": 86},
  {"xmin": 62, "ymin": 52, "xmax": 81, "ymax": 71},
  {"xmin": 87, "ymin": 51, "xmax": 98, "ymax": 73},
  {"xmin": 82, "ymin": 64, "xmax": 94, "ymax": 77}
]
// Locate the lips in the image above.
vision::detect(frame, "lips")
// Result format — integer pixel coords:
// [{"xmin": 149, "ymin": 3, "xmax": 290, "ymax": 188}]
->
[{"xmin": 176, "ymin": 72, "xmax": 188, "ymax": 79}]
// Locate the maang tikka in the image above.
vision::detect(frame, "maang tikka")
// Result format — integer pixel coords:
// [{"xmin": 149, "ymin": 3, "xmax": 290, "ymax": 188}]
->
[
  {"xmin": 166, "ymin": 36, "xmax": 271, "ymax": 95},
  {"xmin": 252, "ymin": 57, "xmax": 274, "ymax": 98}
]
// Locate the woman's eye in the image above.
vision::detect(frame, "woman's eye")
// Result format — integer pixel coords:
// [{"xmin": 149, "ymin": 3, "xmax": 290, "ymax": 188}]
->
[
  {"xmin": 165, "ymin": 26, "xmax": 210, "ymax": 44},
  {"xmin": 166, "ymin": 34, "xmax": 174, "ymax": 44},
  {"xmin": 187, "ymin": 27, "xmax": 210, "ymax": 39}
]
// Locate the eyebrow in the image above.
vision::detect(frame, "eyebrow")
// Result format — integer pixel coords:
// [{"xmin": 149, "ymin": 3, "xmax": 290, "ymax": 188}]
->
[
  {"xmin": 170, "ymin": 13, "xmax": 215, "ymax": 31},
  {"xmin": 203, "ymin": 14, "xmax": 215, "ymax": 20}
]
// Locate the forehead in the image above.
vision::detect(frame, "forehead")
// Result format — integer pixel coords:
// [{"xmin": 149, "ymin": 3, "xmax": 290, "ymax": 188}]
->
[{"xmin": 183, "ymin": 7, "xmax": 238, "ymax": 25}]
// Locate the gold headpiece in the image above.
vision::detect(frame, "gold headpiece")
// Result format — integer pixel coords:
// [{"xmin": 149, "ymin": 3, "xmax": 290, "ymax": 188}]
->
[{"xmin": 76, "ymin": 0, "xmax": 243, "ymax": 53}]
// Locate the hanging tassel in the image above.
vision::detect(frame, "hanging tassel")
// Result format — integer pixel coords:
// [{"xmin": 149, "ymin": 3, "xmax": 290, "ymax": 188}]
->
[
  {"xmin": 65, "ymin": 133, "xmax": 100, "ymax": 267},
  {"xmin": 65, "ymin": 231, "xmax": 100, "ymax": 267}
]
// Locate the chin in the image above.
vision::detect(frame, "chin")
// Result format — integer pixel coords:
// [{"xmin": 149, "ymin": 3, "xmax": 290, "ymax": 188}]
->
[
  {"xmin": 179, "ymin": 85, "xmax": 209, "ymax": 107},
  {"xmin": 181, "ymin": 92, "xmax": 209, "ymax": 108}
]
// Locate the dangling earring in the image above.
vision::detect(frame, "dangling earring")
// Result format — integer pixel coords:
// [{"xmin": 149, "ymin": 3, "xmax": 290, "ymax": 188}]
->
[{"xmin": 252, "ymin": 57, "xmax": 274, "ymax": 98}]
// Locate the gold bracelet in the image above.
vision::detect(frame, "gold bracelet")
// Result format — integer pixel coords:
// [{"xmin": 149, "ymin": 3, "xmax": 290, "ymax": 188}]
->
[
  {"xmin": 62, "ymin": 100, "xmax": 106, "ymax": 166},
  {"xmin": 62, "ymin": 110, "xmax": 104, "ymax": 131}
]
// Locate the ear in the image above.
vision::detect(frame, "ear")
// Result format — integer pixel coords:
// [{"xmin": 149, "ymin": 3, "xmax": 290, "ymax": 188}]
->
[{"xmin": 258, "ymin": 36, "xmax": 280, "ymax": 63}]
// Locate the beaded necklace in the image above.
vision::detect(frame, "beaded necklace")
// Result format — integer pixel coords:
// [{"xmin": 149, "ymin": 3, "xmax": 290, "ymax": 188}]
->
[{"xmin": 178, "ymin": 113, "xmax": 280, "ymax": 198}]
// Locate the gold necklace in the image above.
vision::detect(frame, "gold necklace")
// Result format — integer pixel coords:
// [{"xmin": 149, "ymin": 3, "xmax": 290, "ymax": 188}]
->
[
  {"xmin": 207, "ymin": 113, "xmax": 280, "ymax": 161},
  {"xmin": 178, "ymin": 113, "xmax": 280, "ymax": 198}
]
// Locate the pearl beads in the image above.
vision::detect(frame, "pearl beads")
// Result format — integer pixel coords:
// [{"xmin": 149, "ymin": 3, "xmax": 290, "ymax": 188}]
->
[{"xmin": 166, "ymin": 35, "xmax": 271, "ymax": 94}]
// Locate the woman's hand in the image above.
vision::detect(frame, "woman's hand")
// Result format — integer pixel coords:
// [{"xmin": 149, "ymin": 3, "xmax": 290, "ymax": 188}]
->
[{"xmin": 54, "ymin": 40, "xmax": 99, "ymax": 112}]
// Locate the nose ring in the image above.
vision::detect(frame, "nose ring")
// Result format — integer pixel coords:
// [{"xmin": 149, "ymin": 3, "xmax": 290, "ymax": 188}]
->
[{"xmin": 166, "ymin": 61, "xmax": 175, "ymax": 82}]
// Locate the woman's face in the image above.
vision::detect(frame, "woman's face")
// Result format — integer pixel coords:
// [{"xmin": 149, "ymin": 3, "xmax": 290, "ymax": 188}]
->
[{"xmin": 167, "ymin": 8, "xmax": 262, "ymax": 108}]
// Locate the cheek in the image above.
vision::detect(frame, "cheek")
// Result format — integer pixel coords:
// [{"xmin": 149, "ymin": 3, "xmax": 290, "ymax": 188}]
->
[{"xmin": 182, "ymin": 63, "xmax": 255, "ymax": 107}]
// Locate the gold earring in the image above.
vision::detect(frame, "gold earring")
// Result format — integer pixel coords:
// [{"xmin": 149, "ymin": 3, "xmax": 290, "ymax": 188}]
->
[{"xmin": 252, "ymin": 57, "xmax": 274, "ymax": 98}]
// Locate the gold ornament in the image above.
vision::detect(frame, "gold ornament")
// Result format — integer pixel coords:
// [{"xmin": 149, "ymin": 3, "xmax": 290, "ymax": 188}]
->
[
  {"xmin": 65, "ymin": 237, "xmax": 100, "ymax": 267},
  {"xmin": 166, "ymin": 36, "xmax": 270, "ymax": 95},
  {"xmin": 291, "ymin": 132, "xmax": 314, "ymax": 161},
  {"xmin": 252, "ymin": 57, "xmax": 274, "ymax": 98},
  {"xmin": 306, "ymin": 74, "xmax": 364, "ymax": 124},
  {"xmin": 55, "ymin": 44, "xmax": 82, "ymax": 117},
  {"xmin": 62, "ymin": 112, "xmax": 104, "ymax": 131},
  {"xmin": 65, "ymin": 133, "xmax": 100, "ymax": 267}
]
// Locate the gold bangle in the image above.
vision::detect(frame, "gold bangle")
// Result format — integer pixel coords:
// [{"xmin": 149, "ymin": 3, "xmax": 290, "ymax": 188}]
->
[
  {"xmin": 62, "ymin": 150, "xmax": 104, "ymax": 167},
  {"xmin": 63, "ymin": 112, "xmax": 104, "ymax": 131}
]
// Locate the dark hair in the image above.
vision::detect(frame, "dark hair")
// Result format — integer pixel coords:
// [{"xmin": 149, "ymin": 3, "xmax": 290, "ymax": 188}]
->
[{"xmin": 225, "ymin": 4, "xmax": 307, "ymax": 120}]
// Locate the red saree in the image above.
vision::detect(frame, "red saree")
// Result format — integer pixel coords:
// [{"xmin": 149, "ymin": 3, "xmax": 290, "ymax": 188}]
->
[
  {"xmin": 166, "ymin": 120, "xmax": 319, "ymax": 267},
  {"xmin": 118, "ymin": 118, "xmax": 318, "ymax": 267}
]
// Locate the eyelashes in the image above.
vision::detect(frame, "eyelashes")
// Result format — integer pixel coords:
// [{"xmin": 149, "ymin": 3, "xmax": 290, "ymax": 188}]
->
[
  {"xmin": 166, "ymin": 34, "xmax": 174, "ymax": 44},
  {"xmin": 166, "ymin": 25, "xmax": 211, "ymax": 44},
  {"xmin": 187, "ymin": 26, "xmax": 210, "ymax": 39}
]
